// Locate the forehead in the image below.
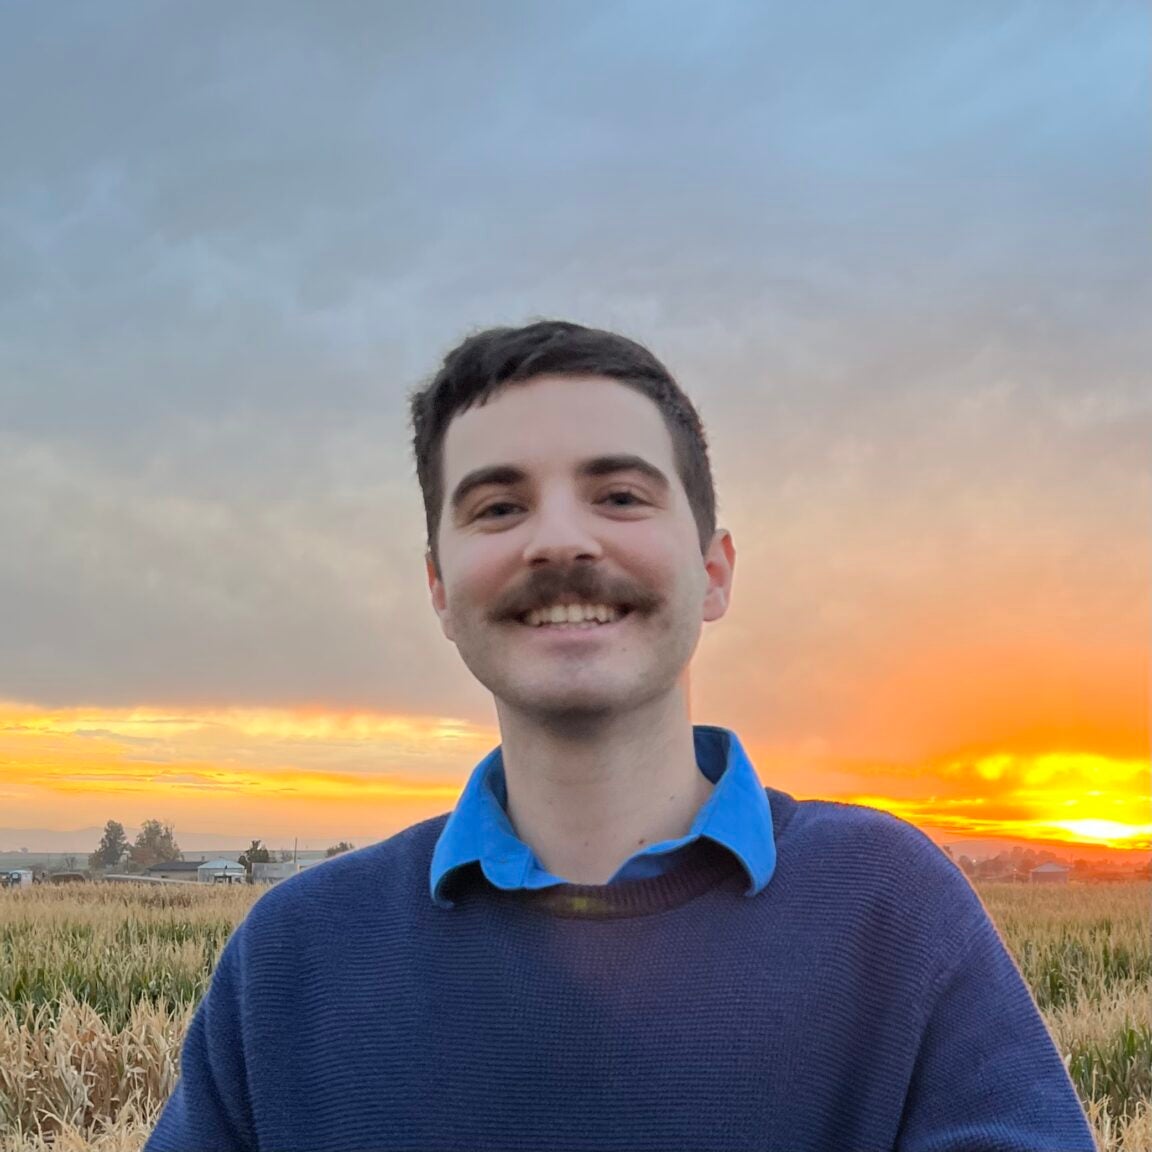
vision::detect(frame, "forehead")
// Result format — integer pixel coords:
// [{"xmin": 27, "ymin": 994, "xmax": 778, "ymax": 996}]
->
[{"xmin": 440, "ymin": 374, "xmax": 676, "ymax": 481}]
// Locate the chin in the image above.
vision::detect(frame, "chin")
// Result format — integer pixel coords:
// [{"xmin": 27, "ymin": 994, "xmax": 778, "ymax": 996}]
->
[
  {"xmin": 508, "ymin": 665, "xmax": 683, "ymax": 723},
  {"xmin": 516, "ymin": 688, "xmax": 621, "ymax": 718},
  {"xmin": 514, "ymin": 701, "xmax": 625, "ymax": 736},
  {"xmin": 496, "ymin": 679, "xmax": 636, "ymax": 724}
]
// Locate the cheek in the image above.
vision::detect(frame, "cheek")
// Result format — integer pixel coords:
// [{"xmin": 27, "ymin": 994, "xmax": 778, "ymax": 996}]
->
[
  {"xmin": 622, "ymin": 532, "xmax": 691, "ymax": 590},
  {"xmin": 442, "ymin": 544, "xmax": 518, "ymax": 614}
]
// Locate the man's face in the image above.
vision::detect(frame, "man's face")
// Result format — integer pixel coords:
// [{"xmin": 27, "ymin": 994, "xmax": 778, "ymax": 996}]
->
[{"xmin": 427, "ymin": 374, "xmax": 735, "ymax": 724}]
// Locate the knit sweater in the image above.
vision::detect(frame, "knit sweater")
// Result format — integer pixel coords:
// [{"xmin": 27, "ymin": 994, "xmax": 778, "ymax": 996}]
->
[{"xmin": 146, "ymin": 788, "xmax": 1094, "ymax": 1152}]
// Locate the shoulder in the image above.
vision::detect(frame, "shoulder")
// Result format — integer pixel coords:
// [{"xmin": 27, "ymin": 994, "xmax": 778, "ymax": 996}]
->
[
  {"xmin": 238, "ymin": 813, "xmax": 450, "ymax": 945},
  {"xmin": 769, "ymin": 790, "xmax": 954, "ymax": 872},
  {"xmin": 780, "ymin": 794, "xmax": 949, "ymax": 866},
  {"xmin": 767, "ymin": 789, "xmax": 986, "ymax": 938}
]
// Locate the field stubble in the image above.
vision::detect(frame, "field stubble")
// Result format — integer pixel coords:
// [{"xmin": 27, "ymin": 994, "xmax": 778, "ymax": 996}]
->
[{"xmin": 0, "ymin": 880, "xmax": 1148, "ymax": 1151}]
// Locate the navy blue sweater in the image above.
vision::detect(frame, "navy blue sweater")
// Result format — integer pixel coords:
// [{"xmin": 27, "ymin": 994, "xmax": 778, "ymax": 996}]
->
[{"xmin": 147, "ymin": 788, "xmax": 1093, "ymax": 1151}]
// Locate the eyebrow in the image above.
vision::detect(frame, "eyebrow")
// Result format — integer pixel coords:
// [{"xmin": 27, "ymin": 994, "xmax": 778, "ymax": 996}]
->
[{"xmin": 449, "ymin": 453, "xmax": 671, "ymax": 515}]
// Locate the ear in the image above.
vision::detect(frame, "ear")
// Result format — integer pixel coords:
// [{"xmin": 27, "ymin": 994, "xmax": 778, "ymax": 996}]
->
[
  {"xmin": 701, "ymin": 529, "xmax": 735, "ymax": 624},
  {"xmin": 426, "ymin": 551, "xmax": 456, "ymax": 642}
]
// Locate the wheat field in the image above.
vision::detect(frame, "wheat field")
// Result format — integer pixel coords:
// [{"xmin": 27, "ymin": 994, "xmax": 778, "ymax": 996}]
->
[{"xmin": 1, "ymin": 880, "xmax": 1148, "ymax": 1151}]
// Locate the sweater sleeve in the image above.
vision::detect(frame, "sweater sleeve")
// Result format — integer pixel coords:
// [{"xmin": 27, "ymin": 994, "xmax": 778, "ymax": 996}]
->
[
  {"xmin": 144, "ymin": 922, "xmax": 257, "ymax": 1152},
  {"xmin": 894, "ymin": 895, "xmax": 1095, "ymax": 1152}
]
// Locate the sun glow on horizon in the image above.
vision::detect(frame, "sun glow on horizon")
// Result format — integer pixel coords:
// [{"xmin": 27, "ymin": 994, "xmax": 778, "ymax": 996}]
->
[
  {"xmin": 1050, "ymin": 819, "xmax": 1152, "ymax": 850},
  {"xmin": 836, "ymin": 749, "xmax": 1150, "ymax": 852},
  {"xmin": 1, "ymin": 700, "xmax": 1147, "ymax": 854}
]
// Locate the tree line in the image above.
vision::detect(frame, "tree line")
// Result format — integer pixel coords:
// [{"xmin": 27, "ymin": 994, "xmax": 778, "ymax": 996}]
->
[
  {"xmin": 89, "ymin": 819, "xmax": 181, "ymax": 871},
  {"xmin": 87, "ymin": 820, "xmax": 356, "ymax": 877}
]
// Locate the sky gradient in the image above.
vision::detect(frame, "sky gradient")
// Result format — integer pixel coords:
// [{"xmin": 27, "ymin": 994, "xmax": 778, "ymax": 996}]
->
[{"xmin": 1, "ymin": 2, "xmax": 1148, "ymax": 856}]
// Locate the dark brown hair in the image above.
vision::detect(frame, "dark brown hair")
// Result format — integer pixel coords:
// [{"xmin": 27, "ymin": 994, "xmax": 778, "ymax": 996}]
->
[{"xmin": 409, "ymin": 320, "xmax": 717, "ymax": 577}]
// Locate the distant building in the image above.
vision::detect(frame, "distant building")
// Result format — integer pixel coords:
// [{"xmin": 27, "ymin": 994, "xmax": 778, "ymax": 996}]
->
[
  {"xmin": 1030, "ymin": 862, "xmax": 1070, "ymax": 885},
  {"xmin": 197, "ymin": 859, "xmax": 246, "ymax": 885},
  {"xmin": 252, "ymin": 857, "xmax": 332, "ymax": 885},
  {"xmin": 145, "ymin": 861, "xmax": 202, "ymax": 882},
  {"xmin": 252, "ymin": 861, "xmax": 296, "ymax": 884}
]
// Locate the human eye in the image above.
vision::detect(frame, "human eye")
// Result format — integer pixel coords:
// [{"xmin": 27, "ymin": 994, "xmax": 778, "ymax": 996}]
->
[
  {"xmin": 601, "ymin": 489, "xmax": 645, "ymax": 508},
  {"xmin": 476, "ymin": 501, "xmax": 522, "ymax": 520}
]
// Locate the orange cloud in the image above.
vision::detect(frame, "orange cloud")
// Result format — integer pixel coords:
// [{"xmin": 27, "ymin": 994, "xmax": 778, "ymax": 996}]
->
[
  {"xmin": 836, "ymin": 748, "xmax": 1150, "ymax": 850},
  {"xmin": 1, "ymin": 700, "xmax": 1147, "ymax": 855},
  {"xmin": 0, "ymin": 700, "xmax": 497, "ymax": 845}
]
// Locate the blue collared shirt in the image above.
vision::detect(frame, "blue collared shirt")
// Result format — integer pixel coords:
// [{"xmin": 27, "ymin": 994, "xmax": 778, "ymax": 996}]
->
[{"xmin": 430, "ymin": 725, "xmax": 777, "ymax": 908}]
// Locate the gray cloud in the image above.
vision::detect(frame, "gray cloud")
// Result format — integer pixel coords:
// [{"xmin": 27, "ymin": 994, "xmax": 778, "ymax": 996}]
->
[{"xmin": 0, "ymin": 0, "xmax": 1147, "ymax": 720}]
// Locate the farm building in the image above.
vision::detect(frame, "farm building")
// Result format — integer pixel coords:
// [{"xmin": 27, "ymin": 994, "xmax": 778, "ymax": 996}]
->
[
  {"xmin": 145, "ymin": 860, "xmax": 203, "ymax": 881},
  {"xmin": 49, "ymin": 872, "xmax": 88, "ymax": 884},
  {"xmin": 252, "ymin": 861, "xmax": 296, "ymax": 883},
  {"xmin": 142, "ymin": 856, "xmax": 246, "ymax": 883},
  {"xmin": 252, "ymin": 857, "xmax": 332, "ymax": 885},
  {"xmin": 1030, "ymin": 862, "xmax": 1071, "ymax": 885},
  {"xmin": 197, "ymin": 859, "xmax": 246, "ymax": 884}
]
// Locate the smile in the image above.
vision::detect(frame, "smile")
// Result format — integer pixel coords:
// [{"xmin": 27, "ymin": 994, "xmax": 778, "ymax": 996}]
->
[{"xmin": 515, "ymin": 603, "xmax": 633, "ymax": 628}]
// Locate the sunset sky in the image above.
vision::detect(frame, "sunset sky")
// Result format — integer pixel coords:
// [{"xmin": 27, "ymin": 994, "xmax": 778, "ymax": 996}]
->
[{"xmin": 1, "ymin": 3, "xmax": 1148, "ymax": 858}]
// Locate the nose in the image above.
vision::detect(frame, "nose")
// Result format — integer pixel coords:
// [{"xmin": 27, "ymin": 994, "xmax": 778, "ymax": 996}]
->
[{"xmin": 520, "ymin": 493, "xmax": 604, "ymax": 567}]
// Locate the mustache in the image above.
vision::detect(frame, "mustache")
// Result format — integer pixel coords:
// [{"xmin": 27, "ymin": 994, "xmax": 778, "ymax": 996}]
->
[{"xmin": 494, "ymin": 568, "xmax": 661, "ymax": 619}]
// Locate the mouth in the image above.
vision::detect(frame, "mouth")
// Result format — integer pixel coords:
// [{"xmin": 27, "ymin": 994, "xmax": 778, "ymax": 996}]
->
[{"xmin": 513, "ymin": 603, "xmax": 640, "ymax": 631}]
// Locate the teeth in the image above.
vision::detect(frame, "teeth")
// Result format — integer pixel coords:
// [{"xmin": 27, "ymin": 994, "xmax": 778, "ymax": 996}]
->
[{"xmin": 524, "ymin": 603, "xmax": 622, "ymax": 627}]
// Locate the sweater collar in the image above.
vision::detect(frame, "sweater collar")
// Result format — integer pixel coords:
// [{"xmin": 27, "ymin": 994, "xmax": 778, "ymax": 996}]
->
[{"xmin": 430, "ymin": 725, "xmax": 776, "ymax": 910}]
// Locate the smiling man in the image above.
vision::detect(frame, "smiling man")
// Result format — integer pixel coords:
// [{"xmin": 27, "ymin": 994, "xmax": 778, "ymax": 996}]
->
[
  {"xmin": 147, "ymin": 321, "xmax": 1093, "ymax": 1152},
  {"xmin": 426, "ymin": 366, "xmax": 728, "ymax": 891}
]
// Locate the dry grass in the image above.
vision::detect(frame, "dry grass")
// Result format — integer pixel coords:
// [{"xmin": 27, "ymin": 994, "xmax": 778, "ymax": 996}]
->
[
  {"xmin": 0, "ymin": 879, "xmax": 1148, "ymax": 1151},
  {"xmin": 980, "ymin": 881, "xmax": 1152, "ymax": 1140},
  {"xmin": 0, "ymin": 994, "xmax": 189, "ymax": 1145},
  {"xmin": 979, "ymin": 882, "xmax": 1152, "ymax": 1010},
  {"xmin": 0, "ymin": 885, "xmax": 250, "ymax": 1031},
  {"xmin": 0, "ymin": 885, "xmax": 246, "ymax": 1150}
]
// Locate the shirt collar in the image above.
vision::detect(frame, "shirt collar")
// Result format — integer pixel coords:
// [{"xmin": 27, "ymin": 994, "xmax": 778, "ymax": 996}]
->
[{"xmin": 430, "ymin": 725, "xmax": 776, "ymax": 909}]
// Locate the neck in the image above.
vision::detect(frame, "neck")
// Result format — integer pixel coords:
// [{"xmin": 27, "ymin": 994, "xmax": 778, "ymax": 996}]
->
[{"xmin": 494, "ymin": 691, "xmax": 714, "ymax": 885}]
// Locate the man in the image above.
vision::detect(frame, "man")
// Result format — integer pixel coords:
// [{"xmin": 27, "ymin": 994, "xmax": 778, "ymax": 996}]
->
[{"xmin": 147, "ymin": 321, "xmax": 1094, "ymax": 1151}]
